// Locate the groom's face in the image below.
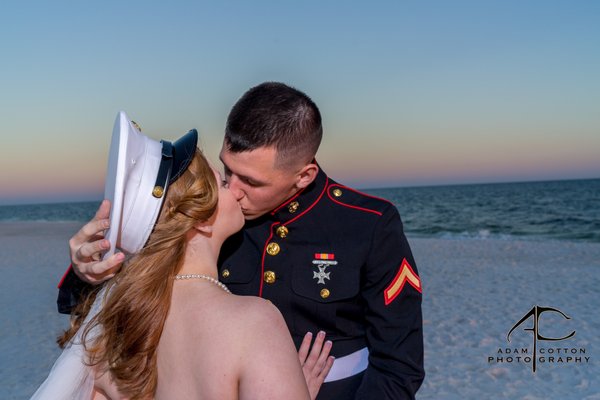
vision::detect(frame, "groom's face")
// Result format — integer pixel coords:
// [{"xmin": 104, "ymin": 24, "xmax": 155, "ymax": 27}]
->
[{"xmin": 219, "ymin": 143, "xmax": 301, "ymax": 220}]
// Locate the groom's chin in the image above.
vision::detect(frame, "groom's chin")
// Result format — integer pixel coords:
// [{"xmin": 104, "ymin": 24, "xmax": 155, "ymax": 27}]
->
[{"xmin": 242, "ymin": 210, "xmax": 263, "ymax": 221}]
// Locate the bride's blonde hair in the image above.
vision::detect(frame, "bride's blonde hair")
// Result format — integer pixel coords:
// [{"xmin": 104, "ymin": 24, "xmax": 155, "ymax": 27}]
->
[{"xmin": 58, "ymin": 149, "xmax": 218, "ymax": 399}]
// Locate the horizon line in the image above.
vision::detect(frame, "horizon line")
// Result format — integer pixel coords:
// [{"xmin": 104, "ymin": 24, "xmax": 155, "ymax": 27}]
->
[
  {"xmin": 362, "ymin": 175, "xmax": 600, "ymax": 192},
  {"xmin": 1, "ymin": 175, "xmax": 598, "ymax": 207}
]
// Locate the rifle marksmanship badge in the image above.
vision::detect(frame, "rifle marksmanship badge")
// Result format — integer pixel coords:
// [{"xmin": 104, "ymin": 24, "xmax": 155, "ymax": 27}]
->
[{"xmin": 312, "ymin": 253, "xmax": 337, "ymax": 284}]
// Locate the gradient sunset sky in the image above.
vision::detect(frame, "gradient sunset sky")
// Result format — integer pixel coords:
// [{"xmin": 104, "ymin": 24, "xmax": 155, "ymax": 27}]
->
[{"xmin": 1, "ymin": 1, "xmax": 599, "ymax": 204}]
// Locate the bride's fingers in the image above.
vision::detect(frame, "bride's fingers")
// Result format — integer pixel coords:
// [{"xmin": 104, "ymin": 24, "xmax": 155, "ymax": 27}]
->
[
  {"xmin": 313, "ymin": 339, "xmax": 333, "ymax": 372},
  {"xmin": 318, "ymin": 355, "xmax": 335, "ymax": 380},
  {"xmin": 304, "ymin": 331, "xmax": 326, "ymax": 368},
  {"xmin": 298, "ymin": 332, "xmax": 313, "ymax": 364}
]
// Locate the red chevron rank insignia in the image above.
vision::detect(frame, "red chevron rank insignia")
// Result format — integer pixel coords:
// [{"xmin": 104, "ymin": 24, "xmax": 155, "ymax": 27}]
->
[{"xmin": 384, "ymin": 259, "xmax": 422, "ymax": 305}]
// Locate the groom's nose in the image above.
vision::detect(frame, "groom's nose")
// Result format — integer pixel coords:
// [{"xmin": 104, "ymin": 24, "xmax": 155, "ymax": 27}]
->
[{"xmin": 227, "ymin": 176, "xmax": 245, "ymax": 201}]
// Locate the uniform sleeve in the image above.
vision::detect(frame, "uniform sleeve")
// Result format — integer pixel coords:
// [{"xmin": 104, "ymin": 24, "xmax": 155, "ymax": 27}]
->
[
  {"xmin": 355, "ymin": 205, "xmax": 424, "ymax": 399},
  {"xmin": 57, "ymin": 266, "xmax": 93, "ymax": 314}
]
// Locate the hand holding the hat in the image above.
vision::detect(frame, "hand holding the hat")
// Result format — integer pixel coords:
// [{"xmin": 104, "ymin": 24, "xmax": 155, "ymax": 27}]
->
[{"xmin": 68, "ymin": 199, "xmax": 125, "ymax": 284}]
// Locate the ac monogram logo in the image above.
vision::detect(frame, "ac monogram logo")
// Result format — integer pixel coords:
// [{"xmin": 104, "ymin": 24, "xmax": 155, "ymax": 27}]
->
[{"xmin": 507, "ymin": 305, "xmax": 576, "ymax": 372}]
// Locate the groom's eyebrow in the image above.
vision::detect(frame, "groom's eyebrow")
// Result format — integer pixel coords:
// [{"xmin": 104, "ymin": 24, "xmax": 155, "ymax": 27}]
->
[{"xmin": 219, "ymin": 156, "xmax": 269, "ymax": 187}]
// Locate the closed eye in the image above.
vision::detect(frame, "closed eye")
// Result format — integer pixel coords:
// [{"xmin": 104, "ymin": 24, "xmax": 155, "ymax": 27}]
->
[
  {"xmin": 217, "ymin": 171, "xmax": 229, "ymax": 188},
  {"xmin": 220, "ymin": 159, "xmax": 267, "ymax": 187},
  {"xmin": 241, "ymin": 176, "xmax": 260, "ymax": 187}
]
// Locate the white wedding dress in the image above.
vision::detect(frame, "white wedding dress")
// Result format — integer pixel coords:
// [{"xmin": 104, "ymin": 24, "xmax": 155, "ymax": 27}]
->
[{"xmin": 31, "ymin": 288, "xmax": 107, "ymax": 400}]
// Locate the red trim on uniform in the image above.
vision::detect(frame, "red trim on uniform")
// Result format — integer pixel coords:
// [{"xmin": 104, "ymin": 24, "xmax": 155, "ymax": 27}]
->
[
  {"xmin": 261, "ymin": 175, "xmax": 329, "ymax": 296},
  {"xmin": 327, "ymin": 184, "xmax": 383, "ymax": 216},
  {"xmin": 333, "ymin": 184, "xmax": 394, "ymax": 206},
  {"xmin": 384, "ymin": 258, "xmax": 422, "ymax": 306},
  {"xmin": 270, "ymin": 187, "xmax": 306, "ymax": 215},
  {"xmin": 283, "ymin": 178, "xmax": 329, "ymax": 225},
  {"xmin": 58, "ymin": 265, "xmax": 73, "ymax": 288},
  {"xmin": 259, "ymin": 223, "xmax": 279, "ymax": 297}
]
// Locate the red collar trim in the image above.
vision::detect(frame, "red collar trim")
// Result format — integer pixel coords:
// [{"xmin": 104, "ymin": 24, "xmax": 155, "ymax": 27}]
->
[
  {"xmin": 270, "ymin": 186, "xmax": 307, "ymax": 215},
  {"xmin": 281, "ymin": 177, "xmax": 329, "ymax": 225}
]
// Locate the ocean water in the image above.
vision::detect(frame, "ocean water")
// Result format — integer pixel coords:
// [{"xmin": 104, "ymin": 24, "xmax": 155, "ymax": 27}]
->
[
  {"xmin": 368, "ymin": 178, "xmax": 600, "ymax": 243},
  {"xmin": 1, "ymin": 178, "xmax": 599, "ymax": 243},
  {"xmin": 0, "ymin": 201, "xmax": 100, "ymax": 223}
]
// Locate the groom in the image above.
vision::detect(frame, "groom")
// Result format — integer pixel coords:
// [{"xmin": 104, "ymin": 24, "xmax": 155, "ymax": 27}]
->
[{"xmin": 59, "ymin": 82, "xmax": 424, "ymax": 399}]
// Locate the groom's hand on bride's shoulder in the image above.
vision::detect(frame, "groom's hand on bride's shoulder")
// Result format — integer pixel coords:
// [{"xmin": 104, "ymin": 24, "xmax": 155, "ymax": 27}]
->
[
  {"xmin": 69, "ymin": 199, "xmax": 125, "ymax": 284},
  {"xmin": 298, "ymin": 331, "xmax": 335, "ymax": 400}
]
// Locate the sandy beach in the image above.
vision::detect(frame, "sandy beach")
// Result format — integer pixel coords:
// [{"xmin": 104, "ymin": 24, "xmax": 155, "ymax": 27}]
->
[{"xmin": 2, "ymin": 222, "xmax": 599, "ymax": 399}]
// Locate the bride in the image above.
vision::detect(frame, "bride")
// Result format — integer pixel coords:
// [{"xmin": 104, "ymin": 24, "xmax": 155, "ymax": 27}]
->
[{"xmin": 32, "ymin": 113, "xmax": 332, "ymax": 399}]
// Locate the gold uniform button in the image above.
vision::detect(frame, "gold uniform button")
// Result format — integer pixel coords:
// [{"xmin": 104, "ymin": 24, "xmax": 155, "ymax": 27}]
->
[
  {"xmin": 320, "ymin": 288, "xmax": 330, "ymax": 299},
  {"xmin": 264, "ymin": 270, "xmax": 276, "ymax": 284},
  {"xmin": 332, "ymin": 188, "xmax": 343, "ymax": 197},
  {"xmin": 221, "ymin": 269, "xmax": 230, "ymax": 278},
  {"xmin": 276, "ymin": 225, "xmax": 289, "ymax": 238},
  {"xmin": 266, "ymin": 242, "xmax": 280, "ymax": 256},
  {"xmin": 152, "ymin": 186, "xmax": 164, "ymax": 198},
  {"xmin": 288, "ymin": 201, "xmax": 300, "ymax": 213}
]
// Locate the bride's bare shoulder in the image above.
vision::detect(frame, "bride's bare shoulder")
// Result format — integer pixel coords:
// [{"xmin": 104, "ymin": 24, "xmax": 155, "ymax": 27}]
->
[
  {"xmin": 177, "ymin": 289, "xmax": 287, "ymax": 339},
  {"xmin": 224, "ymin": 295, "xmax": 288, "ymax": 334}
]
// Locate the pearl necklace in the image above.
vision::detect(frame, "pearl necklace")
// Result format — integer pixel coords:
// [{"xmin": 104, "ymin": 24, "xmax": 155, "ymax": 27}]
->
[{"xmin": 175, "ymin": 274, "xmax": 231, "ymax": 294}]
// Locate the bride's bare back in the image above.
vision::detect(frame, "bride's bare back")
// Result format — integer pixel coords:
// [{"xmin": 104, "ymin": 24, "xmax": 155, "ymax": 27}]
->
[{"xmin": 155, "ymin": 280, "xmax": 310, "ymax": 400}]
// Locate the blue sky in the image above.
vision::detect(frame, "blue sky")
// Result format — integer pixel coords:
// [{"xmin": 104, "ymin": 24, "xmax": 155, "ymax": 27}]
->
[{"xmin": 1, "ymin": 1, "xmax": 599, "ymax": 204}]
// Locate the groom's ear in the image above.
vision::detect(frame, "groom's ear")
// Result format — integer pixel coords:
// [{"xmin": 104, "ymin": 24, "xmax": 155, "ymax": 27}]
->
[{"xmin": 295, "ymin": 163, "xmax": 319, "ymax": 190}]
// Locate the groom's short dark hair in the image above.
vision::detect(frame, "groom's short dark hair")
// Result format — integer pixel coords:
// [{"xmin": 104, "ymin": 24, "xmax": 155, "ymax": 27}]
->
[{"xmin": 225, "ymin": 82, "xmax": 322, "ymax": 169}]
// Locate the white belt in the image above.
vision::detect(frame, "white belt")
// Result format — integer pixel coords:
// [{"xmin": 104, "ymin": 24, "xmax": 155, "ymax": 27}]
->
[{"xmin": 324, "ymin": 347, "xmax": 369, "ymax": 382}]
